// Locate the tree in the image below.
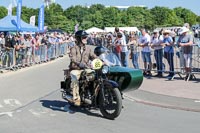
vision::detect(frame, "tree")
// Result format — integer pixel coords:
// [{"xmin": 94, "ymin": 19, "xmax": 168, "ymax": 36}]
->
[
  {"xmin": 197, "ymin": 16, "xmax": 200, "ymax": 24},
  {"xmin": 12, "ymin": 6, "xmax": 38, "ymax": 24},
  {"xmin": 45, "ymin": 3, "xmax": 67, "ymax": 30},
  {"xmin": 174, "ymin": 7, "xmax": 197, "ymax": 26},
  {"xmin": 64, "ymin": 5, "xmax": 89, "ymax": 28},
  {"xmin": 0, "ymin": 6, "xmax": 8, "ymax": 19},
  {"xmin": 126, "ymin": 7, "xmax": 154, "ymax": 30},
  {"xmin": 89, "ymin": 4, "xmax": 105, "ymax": 14},
  {"xmin": 120, "ymin": 10, "xmax": 128, "ymax": 27},
  {"xmin": 150, "ymin": 6, "xmax": 180, "ymax": 27},
  {"xmin": 101, "ymin": 7, "xmax": 121, "ymax": 27}
]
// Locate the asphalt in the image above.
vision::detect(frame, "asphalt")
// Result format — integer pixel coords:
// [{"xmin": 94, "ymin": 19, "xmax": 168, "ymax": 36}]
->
[
  {"xmin": 125, "ymin": 73, "xmax": 200, "ymax": 112},
  {"xmin": 1, "ymin": 56, "xmax": 200, "ymax": 113}
]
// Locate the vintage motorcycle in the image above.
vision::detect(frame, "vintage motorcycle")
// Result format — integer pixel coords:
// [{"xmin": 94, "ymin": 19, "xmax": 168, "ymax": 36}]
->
[
  {"xmin": 61, "ymin": 58, "xmax": 122, "ymax": 119},
  {"xmin": 61, "ymin": 47, "xmax": 143, "ymax": 119}
]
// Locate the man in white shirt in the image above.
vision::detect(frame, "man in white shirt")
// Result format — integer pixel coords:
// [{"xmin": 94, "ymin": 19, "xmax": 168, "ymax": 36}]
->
[
  {"xmin": 139, "ymin": 29, "xmax": 152, "ymax": 76},
  {"xmin": 151, "ymin": 30, "xmax": 164, "ymax": 77},
  {"xmin": 114, "ymin": 27, "xmax": 129, "ymax": 67}
]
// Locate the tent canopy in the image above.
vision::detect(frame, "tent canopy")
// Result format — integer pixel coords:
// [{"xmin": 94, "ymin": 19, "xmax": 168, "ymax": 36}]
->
[
  {"xmin": 86, "ymin": 27, "xmax": 104, "ymax": 33},
  {"xmin": 0, "ymin": 15, "xmax": 38, "ymax": 32}
]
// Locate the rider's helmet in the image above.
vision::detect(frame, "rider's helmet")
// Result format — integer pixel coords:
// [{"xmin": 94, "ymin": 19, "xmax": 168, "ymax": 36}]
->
[
  {"xmin": 75, "ymin": 30, "xmax": 89, "ymax": 45},
  {"xmin": 94, "ymin": 46, "xmax": 106, "ymax": 56}
]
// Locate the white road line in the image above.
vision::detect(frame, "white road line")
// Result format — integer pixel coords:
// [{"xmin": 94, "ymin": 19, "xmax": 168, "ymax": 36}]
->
[
  {"xmin": 124, "ymin": 94, "xmax": 135, "ymax": 102},
  {"xmin": 29, "ymin": 108, "xmax": 49, "ymax": 117},
  {"xmin": 29, "ymin": 109, "xmax": 41, "ymax": 117},
  {"xmin": 0, "ymin": 112, "xmax": 13, "ymax": 117},
  {"xmin": 194, "ymin": 100, "xmax": 200, "ymax": 103},
  {"xmin": 4, "ymin": 99, "xmax": 22, "ymax": 106}
]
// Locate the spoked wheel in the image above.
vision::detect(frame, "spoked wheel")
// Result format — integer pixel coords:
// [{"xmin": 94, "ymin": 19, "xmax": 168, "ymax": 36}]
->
[{"xmin": 99, "ymin": 88, "xmax": 122, "ymax": 120}]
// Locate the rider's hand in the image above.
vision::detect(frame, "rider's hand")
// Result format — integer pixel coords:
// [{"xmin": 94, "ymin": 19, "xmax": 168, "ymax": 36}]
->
[{"xmin": 79, "ymin": 63, "xmax": 85, "ymax": 68}]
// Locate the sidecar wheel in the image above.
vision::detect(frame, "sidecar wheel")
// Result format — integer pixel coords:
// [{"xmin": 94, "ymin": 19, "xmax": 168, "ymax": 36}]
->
[{"xmin": 99, "ymin": 88, "xmax": 122, "ymax": 120}]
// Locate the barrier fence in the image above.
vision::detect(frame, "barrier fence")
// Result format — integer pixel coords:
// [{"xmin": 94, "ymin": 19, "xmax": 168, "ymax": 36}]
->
[
  {"xmin": 0, "ymin": 42, "xmax": 70, "ymax": 72},
  {"xmin": 132, "ymin": 38, "xmax": 200, "ymax": 81},
  {"xmin": 1, "ymin": 37, "xmax": 199, "ymax": 81}
]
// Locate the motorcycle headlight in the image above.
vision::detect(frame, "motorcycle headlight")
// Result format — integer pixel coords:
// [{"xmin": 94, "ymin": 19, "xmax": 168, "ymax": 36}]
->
[{"xmin": 102, "ymin": 65, "xmax": 109, "ymax": 74}]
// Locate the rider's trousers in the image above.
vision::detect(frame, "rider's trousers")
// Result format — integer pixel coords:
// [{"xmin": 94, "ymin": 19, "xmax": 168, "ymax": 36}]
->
[{"xmin": 70, "ymin": 69, "xmax": 93, "ymax": 100}]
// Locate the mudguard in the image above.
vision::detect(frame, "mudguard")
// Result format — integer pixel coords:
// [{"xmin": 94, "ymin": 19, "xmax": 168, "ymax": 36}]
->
[
  {"xmin": 103, "ymin": 79, "xmax": 119, "ymax": 89},
  {"xmin": 108, "ymin": 66, "xmax": 143, "ymax": 92}
]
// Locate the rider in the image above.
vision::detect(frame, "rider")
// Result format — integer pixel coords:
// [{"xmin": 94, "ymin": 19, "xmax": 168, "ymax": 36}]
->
[
  {"xmin": 69, "ymin": 30, "xmax": 96, "ymax": 106},
  {"xmin": 94, "ymin": 46, "xmax": 121, "ymax": 66}
]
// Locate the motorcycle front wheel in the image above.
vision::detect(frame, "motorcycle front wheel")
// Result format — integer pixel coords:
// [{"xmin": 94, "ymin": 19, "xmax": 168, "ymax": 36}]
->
[{"xmin": 99, "ymin": 87, "xmax": 122, "ymax": 120}]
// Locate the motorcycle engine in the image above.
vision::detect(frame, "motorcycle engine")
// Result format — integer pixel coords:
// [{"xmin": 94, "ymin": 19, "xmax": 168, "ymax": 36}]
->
[{"xmin": 86, "ymin": 73, "xmax": 95, "ymax": 81}]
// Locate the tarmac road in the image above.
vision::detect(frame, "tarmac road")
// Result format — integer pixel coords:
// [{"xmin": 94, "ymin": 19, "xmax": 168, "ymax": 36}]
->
[{"xmin": 0, "ymin": 56, "xmax": 200, "ymax": 133}]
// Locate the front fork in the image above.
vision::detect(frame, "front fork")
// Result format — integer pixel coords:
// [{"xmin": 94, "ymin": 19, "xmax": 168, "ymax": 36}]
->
[{"xmin": 99, "ymin": 78, "xmax": 106, "ymax": 103}]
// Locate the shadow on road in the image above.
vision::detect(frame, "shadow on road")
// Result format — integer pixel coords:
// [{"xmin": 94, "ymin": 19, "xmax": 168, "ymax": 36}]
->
[{"xmin": 40, "ymin": 100, "xmax": 103, "ymax": 118}]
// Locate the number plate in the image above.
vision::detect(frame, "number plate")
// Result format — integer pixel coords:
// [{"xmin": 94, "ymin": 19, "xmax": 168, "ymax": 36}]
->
[{"xmin": 92, "ymin": 59, "xmax": 103, "ymax": 70}]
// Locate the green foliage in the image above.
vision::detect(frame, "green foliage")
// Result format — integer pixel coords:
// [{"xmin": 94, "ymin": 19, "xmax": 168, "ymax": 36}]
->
[
  {"xmin": 89, "ymin": 4, "xmax": 105, "ymax": 14},
  {"xmin": 197, "ymin": 16, "xmax": 200, "ymax": 24},
  {"xmin": 151, "ymin": 6, "xmax": 181, "ymax": 27},
  {"xmin": 0, "ymin": 6, "xmax": 8, "ymax": 19},
  {"xmin": 174, "ymin": 7, "xmax": 197, "ymax": 26},
  {"xmin": 126, "ymin": 7, "xmax": 154, "ymax": 29},
  {"xmin": 0, "ymin": 4, "xmax": 199, "ymax": 32},
  {"xmin": 63, "ymin": 5, "xmax": 89, "ymax": 28},
  {"xmin": 101, "ymin": 7, "xmax": 121, "ymax": 27}
]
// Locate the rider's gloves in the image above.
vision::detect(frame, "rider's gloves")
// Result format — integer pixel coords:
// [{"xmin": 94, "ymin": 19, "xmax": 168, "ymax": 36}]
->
[{"xmin": 79, "ymin": 63, "xmax": 85, "ymax": 68}]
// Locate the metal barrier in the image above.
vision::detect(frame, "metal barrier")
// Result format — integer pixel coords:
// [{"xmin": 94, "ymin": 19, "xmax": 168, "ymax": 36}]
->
[
  {"xmin": 1, "ymin": 37, "xmax": 198, "ymax": 81},
  {"xmin": 0, "ymin": 42, "xmax": 68, "ymax": 73},
  {"xmin": 0, "ymin": 48, "xmax": 16, "ymax": 71},
  {"xmin": 132, "ymin": 38, "xmax": 200, "ymax": 81}
]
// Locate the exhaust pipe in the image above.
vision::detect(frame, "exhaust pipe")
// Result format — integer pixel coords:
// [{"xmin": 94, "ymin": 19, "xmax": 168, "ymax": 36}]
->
[{"xmin": 83, "ymin": 98, "xmax": 92, "ymax": 105}]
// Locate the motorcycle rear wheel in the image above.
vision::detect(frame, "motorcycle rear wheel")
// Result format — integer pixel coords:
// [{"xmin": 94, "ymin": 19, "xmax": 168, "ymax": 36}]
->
[{"xmin": 99, "ymin": 87, "xmax": 122, "ymax": 120}]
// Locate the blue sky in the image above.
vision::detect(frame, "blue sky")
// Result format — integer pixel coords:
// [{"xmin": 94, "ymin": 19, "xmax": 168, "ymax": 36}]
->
[{"xmin": 0, "ymin": 0, "xmax": 199, "ymax": 15}]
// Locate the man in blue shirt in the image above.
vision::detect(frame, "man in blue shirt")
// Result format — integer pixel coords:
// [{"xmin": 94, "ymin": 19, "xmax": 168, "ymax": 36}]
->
[{"xmin": 161, "ymin": 30, "xmax": 174, "ymax": 80}]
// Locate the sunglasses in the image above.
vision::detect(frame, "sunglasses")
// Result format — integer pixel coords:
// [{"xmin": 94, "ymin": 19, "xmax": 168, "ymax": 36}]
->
[{"xmin": 82, "ymin": 36, "xmax": 88, "ymax": 39}]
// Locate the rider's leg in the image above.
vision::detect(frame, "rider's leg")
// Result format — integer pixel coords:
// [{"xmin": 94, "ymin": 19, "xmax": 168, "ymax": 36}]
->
[{"xmin": 70, "ymin": 70, "xmax": 83, "ymax": 105}]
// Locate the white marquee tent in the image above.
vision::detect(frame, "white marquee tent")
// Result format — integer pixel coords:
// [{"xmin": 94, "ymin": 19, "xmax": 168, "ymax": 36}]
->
[{"xmin": 86, "ymin": 27, "xmax": 104, "ymax": 33}]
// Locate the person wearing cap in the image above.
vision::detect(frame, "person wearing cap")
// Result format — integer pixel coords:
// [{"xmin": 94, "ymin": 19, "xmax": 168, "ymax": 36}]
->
[
  {"xmin": 161, "ymin": 29, "xmax": 174, "ymax": 80},
  {"xmin": 138, "ymin": 28, "xmax": 152, "ymax": 76},
  {"xmin": 178, "ymin": 23, "xmax": 194, "ymax": 73},
  {"xmin": 177, "ymin": 27, "xmax": 194, "ymax": 80},
  {"xmin": 150, "ymin": 29, "xmax": 164, "ymax": 77}
]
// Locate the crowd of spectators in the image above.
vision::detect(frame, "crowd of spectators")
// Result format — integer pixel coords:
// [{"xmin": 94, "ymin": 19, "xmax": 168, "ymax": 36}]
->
[
  {"xmin": 0, "ymin": 31, "xmax": 75, "ymax": 69},
  {"xmin": 1, "ymin": 23, "xmax": 199, "ymax": 81},
  {"xmin": 86, "ymin": 23, "xmax": 199, "ymax": 80}
]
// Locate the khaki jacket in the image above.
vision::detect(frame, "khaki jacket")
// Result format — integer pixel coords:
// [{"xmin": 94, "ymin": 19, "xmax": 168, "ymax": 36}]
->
[{"xmin": 69, "ymin": 45, "xmax": 96, "ymax": 70}]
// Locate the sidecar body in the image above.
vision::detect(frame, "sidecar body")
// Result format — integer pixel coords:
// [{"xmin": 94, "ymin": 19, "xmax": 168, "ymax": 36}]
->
[{"xmin": 109, "ymin": 66, "xmax": 143, "ymax": 92}]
